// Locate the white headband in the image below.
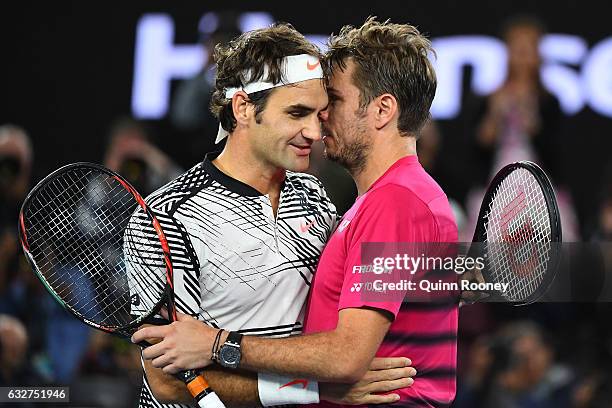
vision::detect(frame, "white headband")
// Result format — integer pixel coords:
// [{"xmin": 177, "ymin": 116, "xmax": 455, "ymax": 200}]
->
[{"xmin": 215, "ymin": 53, "xmax": 324, "ymax": 144}]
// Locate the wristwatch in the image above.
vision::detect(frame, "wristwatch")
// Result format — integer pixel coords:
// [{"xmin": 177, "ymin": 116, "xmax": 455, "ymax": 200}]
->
[{"xmin": 218, "ymin": 331, "xmax": 243, "ymax": 369}]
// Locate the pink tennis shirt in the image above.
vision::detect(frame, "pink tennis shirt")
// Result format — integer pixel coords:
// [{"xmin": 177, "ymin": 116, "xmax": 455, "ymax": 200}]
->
[{"xmin": 304, "ymin": 155, "xmax": 458, "ymax": 408}]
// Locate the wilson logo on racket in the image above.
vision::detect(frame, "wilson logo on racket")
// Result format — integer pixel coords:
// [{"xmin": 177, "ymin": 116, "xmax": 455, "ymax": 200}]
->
[
  {"xmin": 466, "ymin": 161, "xmax": 561, "ymax": 305},
  {"xmin": 500, "ymin": 188, "xmax": 538, "ymax": 276}
]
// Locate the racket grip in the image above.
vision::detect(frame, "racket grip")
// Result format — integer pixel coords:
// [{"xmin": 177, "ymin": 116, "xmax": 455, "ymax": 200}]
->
[
  {"xmin": 197, "ymin": 392, "xmax": 226, "ymax": 408},
  {"xmin": 183, "ymin": 370, "xmax": 226, "ymax": 408}
]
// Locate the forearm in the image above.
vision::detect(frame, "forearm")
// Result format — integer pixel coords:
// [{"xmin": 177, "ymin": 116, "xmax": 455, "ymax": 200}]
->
[
  {"xmin": 205, "ymin": 367, "xmax": 260, "ymax": 407},
  {"xmin": 144, "ymin": 359, "xmax": 192, "ymax": 404},
  {"xmin": 145, "ymin": 360, "xmax": 260, "ymax": 407},
  {"xmin": 135, "ymin": 309, "xmax": 391, "ymax": 390},
  {"xmin": 240, "ymin": 331, "xmax": 371, "ymax": 383}
]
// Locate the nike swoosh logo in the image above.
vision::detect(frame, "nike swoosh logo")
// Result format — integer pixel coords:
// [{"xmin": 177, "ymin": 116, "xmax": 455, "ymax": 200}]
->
[
  {"xmin": 306, "ymin": 60, "xmax": 320, "ymax": 71},
  {"xmin": 300, "ymin": 220, "xmax": 315, "ymax": 233},
  {"xmin": 278, "ymin": 379, "xmax": 309, "ymax": 390}
]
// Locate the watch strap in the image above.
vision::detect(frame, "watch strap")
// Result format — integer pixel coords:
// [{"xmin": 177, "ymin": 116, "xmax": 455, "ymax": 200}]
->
[{"xmin": 226, "ymin": 331, "xmax": 243, "ymax": 346}]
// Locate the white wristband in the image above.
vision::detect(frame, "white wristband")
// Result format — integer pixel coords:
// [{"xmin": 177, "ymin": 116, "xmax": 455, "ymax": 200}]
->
[{"xmin": 258, "ymin": 372, "xmax": 319, "ymax": 406}]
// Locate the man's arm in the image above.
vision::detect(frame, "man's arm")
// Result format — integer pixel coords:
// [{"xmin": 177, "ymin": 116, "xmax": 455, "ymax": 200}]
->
[
  {"xmin": 135, "ymin": 307, "xmax": 393, "ymax": 384},
  {"xmin": 239, "ymin": 308, "xmax": 392, "ymax": 383},
  {"xmin": 144, "ymin": 358, "xmax": 259, "ymax": 407}
]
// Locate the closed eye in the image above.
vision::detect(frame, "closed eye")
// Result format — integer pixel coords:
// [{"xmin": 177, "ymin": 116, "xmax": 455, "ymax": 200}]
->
[
  {"xmin": 288, "ymin": 111, "xmax": 309, "ymax": 118},
  {"xmin": 327, "ymin": 93, "xmax": 341, "ymax": 106},
  {"xmin": 285, "ymin": 104, "xmax": 315, "ymax": 118}
]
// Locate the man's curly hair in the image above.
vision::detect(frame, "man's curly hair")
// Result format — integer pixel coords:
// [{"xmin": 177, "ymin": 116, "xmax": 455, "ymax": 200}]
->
[
  {"xmin": 211, "ymin": 23, "xmax": 322, "ymax": 133},
  {"xmin": 325, "ymin": 17, "xmax": 437, "ymax": 136}
]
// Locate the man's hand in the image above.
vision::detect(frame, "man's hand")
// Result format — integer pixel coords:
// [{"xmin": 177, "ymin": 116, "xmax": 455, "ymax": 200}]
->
[
  {"xmin": 131, "ymin": 312, "xmax": 221, "ymax": 374},
  {"xmin": 320, "ymin": 357, "xmax": 416, "ymax": 405}
]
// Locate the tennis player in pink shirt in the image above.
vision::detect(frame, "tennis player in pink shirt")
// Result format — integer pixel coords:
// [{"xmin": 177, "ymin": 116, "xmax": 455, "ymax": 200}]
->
[{"xmin": 135, "ymin": 17, "xmax": 459, "ymax": 408}]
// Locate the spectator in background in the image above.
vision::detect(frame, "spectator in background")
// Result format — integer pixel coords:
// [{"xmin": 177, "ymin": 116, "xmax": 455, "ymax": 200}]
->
[
  {"xmin": 0, "ymin": 124, "xmax": 35, "ymax": 318},
  {"xmin": 475, "ymin": 16, "xmax": 561, "ymax": 179},
  {"xmin": 80, "ymin": 331, "xmax": 141, "ymax": 382},
  {"xmin": 0, "ymin": 124, "xmax": 32, "ymax": 230},
  {"xmin": 0, "ymin": 124, "xmax": 92, "ymax": 384},
  {"xmin": 465, "ymin": 15, "xmax": 579, "ymax": 240},
  {"xmin": 572, "ymin": 372, "xmax": 612, "ymax": 408},
  {"xmin": 169, "ymin": 11, "xmax": 241, "ymax": 166},
  {"xmin": 104, "ymin": 117, "xmax": 182, "ymax": 196},
  {"xmin": 0, "ymin": 126, "xmax": 31, "ymax": 210},
  {"xmin": 455, "ymin": 321, "xmax": 573, "ymax": 408},
  {"xmin": 417, "ymin": 119, "xmax": 441, "ymax": 174},
  {"xmin": 0, "ymin": 314, "xmax": 33, "ymax": 385},
  {"xmin": 592, "ymin": 165, "xmax": 612, "ymax": 241},
  {"xmin": 596, "ymin": 192, "xmax": 612, "ymax": 241},
  {"xmin": 418, "ymin": 119, "xmax": 468, "ymax": 234}
]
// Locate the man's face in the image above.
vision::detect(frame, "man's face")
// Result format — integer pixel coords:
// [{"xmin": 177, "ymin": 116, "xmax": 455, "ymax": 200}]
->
[
  {"xmin": 248, "ymin": 79, "xmax": 328, "ymax": 172},
  {"xmin": 320, "ymin": 60, "xmax": 372, "ymax": 173}
]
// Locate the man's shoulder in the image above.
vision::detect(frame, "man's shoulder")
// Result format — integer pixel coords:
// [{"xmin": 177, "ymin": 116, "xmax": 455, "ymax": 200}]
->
[
  {"xmin": 356, "ymin": 184, "xmax": 436, "ymax": 224},
  {"xmin": 365, "ymin": 183, "xmax": 429, "ymax": 207},
  {"xmin": 146, "ymin": 162, "xmax": 213, "ymax": 214},
  {"xmin": 367, "ymin": 166, "xmax": 449, "ymax": 212}
]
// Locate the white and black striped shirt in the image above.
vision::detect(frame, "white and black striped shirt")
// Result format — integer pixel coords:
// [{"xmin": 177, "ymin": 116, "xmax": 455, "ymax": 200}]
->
[{"xmin": 137, "ymin": 152, "xmax": 337, "ymax": 408}]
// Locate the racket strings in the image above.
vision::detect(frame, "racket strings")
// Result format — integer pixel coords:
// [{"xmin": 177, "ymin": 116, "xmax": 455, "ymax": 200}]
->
[
  {"xmin": 23, "ymin": 167, "xmax": 167, "ymax": 329},
  {"xmin": 484, "ymin": 168, "xmax": 552, "ymax": 301},
  {"xmin": 123, "ymin": 211, "xmax": 168, "ymax": 316}
]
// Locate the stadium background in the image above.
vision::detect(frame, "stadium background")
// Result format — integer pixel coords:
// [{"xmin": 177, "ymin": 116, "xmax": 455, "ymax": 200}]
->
[{"xmin": 1, "ymin": 1, "xmax": 611, "ymax": 407}]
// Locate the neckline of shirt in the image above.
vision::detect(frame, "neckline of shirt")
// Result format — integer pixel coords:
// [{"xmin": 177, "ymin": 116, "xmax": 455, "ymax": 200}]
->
[
  {"xmin": 367, "ymin": 154, "xmax": 420, "ymax": 192},
  {"xmin": 201, "ymin": 151, "xmax": 290, "ymax": 198}
]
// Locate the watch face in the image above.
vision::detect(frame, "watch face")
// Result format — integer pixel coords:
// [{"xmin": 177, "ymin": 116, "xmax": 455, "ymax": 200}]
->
[{"xmin": 220, "ymin": 346, "xmax": 241, "ymax": 366}]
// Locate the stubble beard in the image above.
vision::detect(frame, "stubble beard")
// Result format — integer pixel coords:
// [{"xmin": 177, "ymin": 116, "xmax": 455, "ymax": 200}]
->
[{"xmin": 324, "ymin": 119, "xmax": 371, "ymax": 176}]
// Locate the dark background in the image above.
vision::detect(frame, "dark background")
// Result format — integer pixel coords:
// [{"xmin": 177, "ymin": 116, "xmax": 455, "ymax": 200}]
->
[
  {"xmin": 1, "ymin": 2, "xmax": 612, "ymax": 407},
  {"xmin": 1, "ymin": 0, "xmax": 611, "ymax": 237}
]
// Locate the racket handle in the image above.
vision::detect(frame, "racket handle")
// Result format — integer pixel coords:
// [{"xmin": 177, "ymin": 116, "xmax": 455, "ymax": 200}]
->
[
  {"xmin": 183, "ymin": 371, "xmax": 226, "ymax": 408},
  {"xmin": 197, "ymin": 392, "xmax": 226, "ymax": 408}
]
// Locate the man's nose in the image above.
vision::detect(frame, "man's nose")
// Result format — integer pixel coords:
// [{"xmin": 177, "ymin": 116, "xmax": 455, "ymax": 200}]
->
[{"xmin": 302, "ymin": 116, "xmax": 323, "ymax": 141}]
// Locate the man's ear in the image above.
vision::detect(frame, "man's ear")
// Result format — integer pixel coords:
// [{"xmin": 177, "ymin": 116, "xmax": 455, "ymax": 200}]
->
[
  {"xmin": 373, "ymin": 93, "xmax": 398, "ymax": 131},
  {"xmin": 231, "ymin": 91, "xmax": 253, "ymax": 127}
]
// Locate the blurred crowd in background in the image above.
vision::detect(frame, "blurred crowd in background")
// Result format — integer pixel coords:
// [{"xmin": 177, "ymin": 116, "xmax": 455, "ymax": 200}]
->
[{"xmin": 1, "ymin": 11, "xmax": 611, "ymax": 408}]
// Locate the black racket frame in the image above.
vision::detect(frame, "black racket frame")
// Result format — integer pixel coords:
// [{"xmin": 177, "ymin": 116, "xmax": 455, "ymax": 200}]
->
[
  {"xmin": 18, "ymin": 162, "xmax": 218, "ymax": 398},
  {"xmin": 18, "ymin": 162, "xmax": 177, "ymax": 337},
  {"xmin": 468, "ymin": 161, "xmax": 562, "ymax": 305}
]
